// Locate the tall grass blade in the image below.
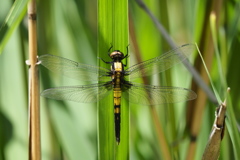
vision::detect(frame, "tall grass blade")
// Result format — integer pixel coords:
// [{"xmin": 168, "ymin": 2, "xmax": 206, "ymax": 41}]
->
[{"xmin": 98, "ymin": 0, "xmax": 129, "ymax": 159}]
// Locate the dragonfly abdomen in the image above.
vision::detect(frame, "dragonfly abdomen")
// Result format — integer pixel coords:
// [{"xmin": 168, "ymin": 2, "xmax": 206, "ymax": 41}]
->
[
  {"xmin": 114, "ymin": 103, "xmax": 121, "ymax": 144},
  {"xmin": 113, "ymin": 75, "xmax": 122, "ymax": 144},
  {"xmin": 112, "ymin": 61, "xmax": 123, "ymax": 144}
]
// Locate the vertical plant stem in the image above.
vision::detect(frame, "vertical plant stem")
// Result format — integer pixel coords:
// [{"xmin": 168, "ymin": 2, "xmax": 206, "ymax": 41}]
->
[
  {"xmin": 186, "ymin": 0, "xmax": 223, "ymax": 159},
  {"xmin": 150, "ymin": 107, "xmax": 171, "ymax": 160},
  {"xmin": 28, "ymin": 0, "xmax": 41, "ymax": 159},
  {"xmin": 98, "ymin": 0, "xmax": 129, "ymax": 159}
]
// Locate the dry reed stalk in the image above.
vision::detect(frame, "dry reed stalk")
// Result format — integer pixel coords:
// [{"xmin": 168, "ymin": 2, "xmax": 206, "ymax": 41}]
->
[
  {"xmin": 27, "ymin": 0, "xmax": 41, "ymax": 159},
  {"xmin": 129, "ymin": 16, "xmax": 171, "ymax": 160},
  {"xmin": 202, "ymin": 91, "xmax": 228, "ymax": 160},
  {"xmin": 186, "ymin": 1, "xmax": 223, "ymax": 159},
  {"xmin": 150, "ymin": 107, "xmax": 172, "ymax": 160}
]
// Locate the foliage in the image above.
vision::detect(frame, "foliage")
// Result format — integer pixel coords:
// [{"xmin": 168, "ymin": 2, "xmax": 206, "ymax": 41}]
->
[{"xmin": 0, "ymin": 0, "xmax": 239, "ymax": 159}]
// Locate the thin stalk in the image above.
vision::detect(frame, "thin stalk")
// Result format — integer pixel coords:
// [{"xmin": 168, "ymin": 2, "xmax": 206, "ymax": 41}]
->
[
  {"xmin": 158, "ymin": 1, "xmax": 176, "ymax": 158},
  {"xmin": 150, "ymin": 107, "xmax": 171, "ymax": 160},
  {"xmin": 129, "ymin": 10, "xmax": 171, "ymax": 160},
  {"xmin": 27, "ymin": 0, "xmax": 41, "ymax": 159}
]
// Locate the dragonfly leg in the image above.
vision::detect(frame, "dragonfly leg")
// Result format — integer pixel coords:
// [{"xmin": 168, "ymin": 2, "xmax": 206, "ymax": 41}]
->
[
  {"xmin": 108, "ymin": 44, "xmax": 113, "ymax": 55},
  {"xmin": 123, "ymin": 45, "xmax": 130, "ymax": 67},
  {"xmin": 98, "ymin": 57, "xmax": 112, "ymax": 64}
]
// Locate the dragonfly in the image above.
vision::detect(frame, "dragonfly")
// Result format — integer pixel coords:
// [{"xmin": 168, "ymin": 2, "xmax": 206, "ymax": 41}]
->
[{"xmin": 39, "ymin": 43, "xmax": 197, "ymax": 144}]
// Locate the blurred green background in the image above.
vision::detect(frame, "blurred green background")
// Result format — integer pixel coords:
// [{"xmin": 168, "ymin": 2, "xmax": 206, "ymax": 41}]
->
[{"xmin": 0, "ymin": 0, "xmax": 240, "ymax": 159}]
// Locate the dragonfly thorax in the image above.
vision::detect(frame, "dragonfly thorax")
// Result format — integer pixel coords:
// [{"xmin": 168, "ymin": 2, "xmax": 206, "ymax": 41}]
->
[{"xmin": 109, "ymin": 50, "xmax": 125, "ymax": 61}]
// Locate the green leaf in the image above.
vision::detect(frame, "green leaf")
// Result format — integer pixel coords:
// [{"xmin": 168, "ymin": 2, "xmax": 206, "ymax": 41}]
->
[
  {"xmin": 98, "ymin": 0, "xmax": 129, "ymax": 159},
  {"xmin": 0, "ymin": 0, "xmax": 29, "ymax": 54}
]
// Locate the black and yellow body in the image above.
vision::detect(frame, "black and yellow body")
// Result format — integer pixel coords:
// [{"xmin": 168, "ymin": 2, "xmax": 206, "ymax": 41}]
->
[{"xmin": 109, "ymin": 50, "xmax": 128, "ymax": 144}]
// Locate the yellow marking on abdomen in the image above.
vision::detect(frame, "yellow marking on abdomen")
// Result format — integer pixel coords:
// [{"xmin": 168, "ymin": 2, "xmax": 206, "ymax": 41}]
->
[
  {"xmin": 114, "ymin": 89, "xmax": 121, "ymax": 106},
  {"xmin": 114, "ymin": 107, "xmax": 120, "ymax": 113}
]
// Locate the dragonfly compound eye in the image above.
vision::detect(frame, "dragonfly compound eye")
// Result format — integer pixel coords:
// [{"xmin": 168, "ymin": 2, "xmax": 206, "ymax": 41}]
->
[{"xmin": 110, "ymin": 51, "xmax": 125, "ymax": 60}]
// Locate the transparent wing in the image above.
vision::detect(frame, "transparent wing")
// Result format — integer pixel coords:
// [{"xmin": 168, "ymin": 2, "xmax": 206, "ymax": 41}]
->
[
  {"xmin": 39, "ymin": 54, "xmax": 111, "ymax": 81},
  {"xmin": 41, "ymin": 82, "xmax": 112, "ymax": 103},
  {"xmin": 122, "ymin": 83, "xmax": 197, "ymax": 105},
  {"xmin": 125, "ymin": 44, "xmax": 196, "ymax": 80}
]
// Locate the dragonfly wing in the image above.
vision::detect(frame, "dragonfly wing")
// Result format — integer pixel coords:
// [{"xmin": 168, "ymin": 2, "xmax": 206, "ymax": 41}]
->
[
  {"xmin": 39, "ymin": 54, "xmax": 111, "ymax": 81},
  {"xmin": 122, "ymin": 83, "xmax": 197, "ymax": 105},
  {"xmin": 41, "ymin": 82, "xmax": 112, "ymax": 103},
  {"xmin": 125, "ymin": 44, "xmax": 196, "ymax": 80}
]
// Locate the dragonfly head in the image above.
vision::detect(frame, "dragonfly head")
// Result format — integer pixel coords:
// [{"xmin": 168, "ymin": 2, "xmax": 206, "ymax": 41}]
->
[{"xmin": 109, "ymin": 50, "xmax": 125, "ymax": 61}]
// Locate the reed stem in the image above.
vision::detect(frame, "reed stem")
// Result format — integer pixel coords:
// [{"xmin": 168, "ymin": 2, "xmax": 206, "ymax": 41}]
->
[{"xmin": 28, "ymin": 0, "xmax": 41, "ymax": 159}]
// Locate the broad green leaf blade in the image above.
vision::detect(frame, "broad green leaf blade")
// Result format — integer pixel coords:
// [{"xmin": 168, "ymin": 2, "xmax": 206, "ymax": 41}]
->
[
  {"xmin": 98, "ymin": 0, "xmax": 129, "ymax": 159},
  {"xmin": 98, "ymin": 1, "xmax": 115, "ymax": 159}
]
